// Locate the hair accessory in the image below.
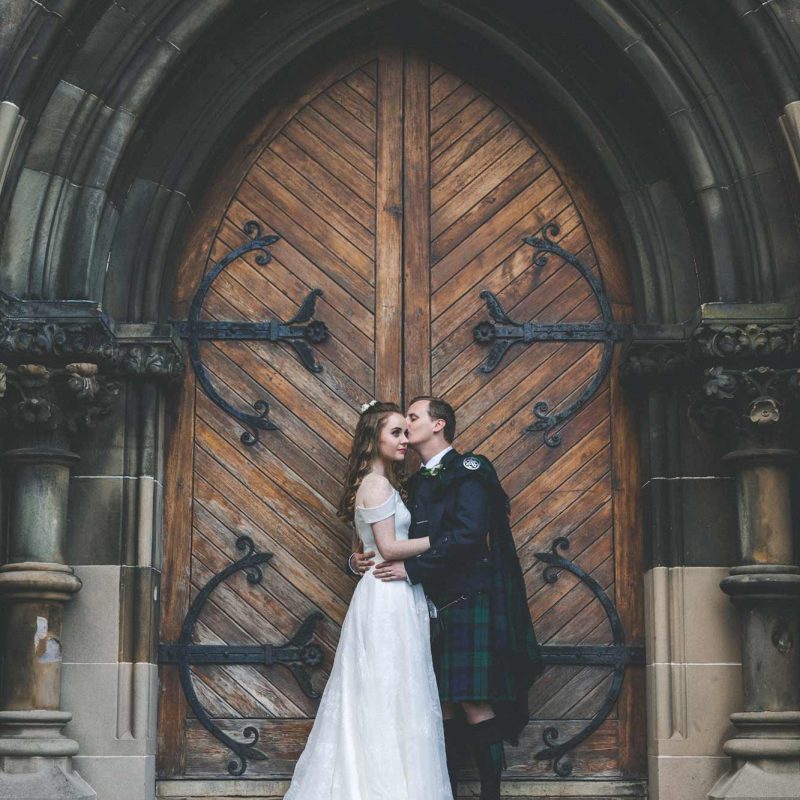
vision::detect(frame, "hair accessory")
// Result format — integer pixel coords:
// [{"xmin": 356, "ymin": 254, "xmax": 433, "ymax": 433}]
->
[{"xmin": 359, "ymin": 399, "xmax": 378, "ymax": 413}]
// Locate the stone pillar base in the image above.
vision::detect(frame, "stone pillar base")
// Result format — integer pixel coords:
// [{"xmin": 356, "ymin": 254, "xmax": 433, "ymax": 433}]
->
[
  {"xmin": 0, "ymin": 711, "xmax": 95, "ymax": 799},
  {"xmin": 708, "ymin": 760, "xmax": 800, "ymax": 799},
  {"xmin": 709, "ymin": 712, "xmax": 800, "ymax": 799},
  {"xmin": 0, "ymin": 761, "xmax": 95, "ymax": 799}
]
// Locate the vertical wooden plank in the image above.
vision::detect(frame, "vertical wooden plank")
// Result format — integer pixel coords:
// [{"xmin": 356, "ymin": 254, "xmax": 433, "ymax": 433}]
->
[
  {"xmin": 375, "ymin": 48, "xmax": 404, "ymax": 402},
  {"xmin": 156, "ymin": 369, "xmax": 196, "ymax": 777},
  {"xmin": 611, "ymin": 344, "xmax": 647, "ymax": 777},
  {"xmin": 403, "ymin": 51, "xmax": 432, "ymax": 404}
]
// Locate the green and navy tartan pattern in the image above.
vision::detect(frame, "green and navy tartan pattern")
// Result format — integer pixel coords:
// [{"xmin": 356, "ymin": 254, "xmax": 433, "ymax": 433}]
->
[{"xmin": 433, "ymin": 592, "xmax": 516, "ymax": 703}]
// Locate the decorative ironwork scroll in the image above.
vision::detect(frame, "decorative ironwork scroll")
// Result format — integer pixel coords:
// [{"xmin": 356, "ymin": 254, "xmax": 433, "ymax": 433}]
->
[
  {"xmin": 534, "ymin": 538, "xmax": 644, "ymax": 777},
  {"xmin": 473, "ymin": 220, "xmax": 624, "ymax": 447},
  {"xmin": 177, "ymin": 220, "xmax": 330, "ymax": 446},
  {"xmin": 158, "ymin": 535, "xmax": 324, "ymax": 776}
]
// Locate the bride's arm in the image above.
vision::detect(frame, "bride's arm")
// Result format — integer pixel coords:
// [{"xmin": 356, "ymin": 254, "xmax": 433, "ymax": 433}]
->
[
  {"xmin": 372, "ymin": 517, "xmax": 429, "ymax": 561},
  {"xmin": 357, "ymin": 476, "xmax": 430, "ymax": 561}
]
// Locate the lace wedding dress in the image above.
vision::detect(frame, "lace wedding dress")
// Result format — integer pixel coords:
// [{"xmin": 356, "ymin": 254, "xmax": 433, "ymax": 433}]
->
[{"xmin": 283, "ymin": 488, "xmax": 452, "ymax": 800}]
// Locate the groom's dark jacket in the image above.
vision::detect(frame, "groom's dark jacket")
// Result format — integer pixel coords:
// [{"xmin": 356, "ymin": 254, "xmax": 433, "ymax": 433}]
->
[
  {"xmin": 405, "ymin": 448, "xmax": 492, "ymax": 603},
  {"xmin": 404, "ymin": 448, "xmax": 543, "ymax": 744}
]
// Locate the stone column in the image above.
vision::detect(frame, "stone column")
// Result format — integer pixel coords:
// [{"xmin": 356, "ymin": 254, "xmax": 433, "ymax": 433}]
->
[
  {"xmin": 696, "ymin": 367, "xmax": 800, "ymax": 799},
  {"xmin": 0, "ymin": 362, "xmax": 120, "ymax": 799},
  {"xmin": 0, "ymin": 436, "xmax": 93, "ymax": 798},
  {"xmin": 0, "ymin": 296, "xmax": 183, "ymax": 799}
]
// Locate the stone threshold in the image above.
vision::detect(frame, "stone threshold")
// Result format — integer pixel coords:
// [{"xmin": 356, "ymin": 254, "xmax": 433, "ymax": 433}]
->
[{"xmin": 157, "ymin": 778, "xmax": 648, "ymax": 798}]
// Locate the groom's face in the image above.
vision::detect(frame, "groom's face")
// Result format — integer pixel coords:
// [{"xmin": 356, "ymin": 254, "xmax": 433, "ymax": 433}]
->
[{"xmin": 405, "ymin": 399, "xmax": 441, "ymax": 448}]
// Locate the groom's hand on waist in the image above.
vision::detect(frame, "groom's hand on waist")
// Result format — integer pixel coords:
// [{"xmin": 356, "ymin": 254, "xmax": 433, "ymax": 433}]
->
[
  {"xmin": 373, "ymin": 560, "xmax": 408, "ymax": 582},
  {"xmin": 347, "ymin": 550, "xmax": 376, "ymax": 575}
]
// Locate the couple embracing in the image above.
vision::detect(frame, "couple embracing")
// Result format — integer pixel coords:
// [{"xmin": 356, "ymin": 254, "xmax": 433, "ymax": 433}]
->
[{"xmin": 284, "ymin": 397, "xmax": 542, "ymax": 800}]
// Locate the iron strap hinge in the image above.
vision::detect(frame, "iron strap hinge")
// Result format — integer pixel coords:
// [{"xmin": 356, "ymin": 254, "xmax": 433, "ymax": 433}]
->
[
  {"xmin": 492, "ymin": 322, "xmax": 627, "ymax": 342},
  {"xmin": 176, "ymin": 320, "xmax": 317, "ymax": 342},
  {"xmin": 158, "ymin": 643, "xmax": 317, "ymax": 665},
  {"xmin": 539, "ymin": 643, "xmax": 645, "ymax": 667}
]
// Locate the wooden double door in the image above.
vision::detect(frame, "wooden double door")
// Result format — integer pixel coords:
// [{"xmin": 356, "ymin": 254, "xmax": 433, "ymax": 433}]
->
[{"xmin": 159, "ymin": 45, "xmax": 644, "ymax": 788}]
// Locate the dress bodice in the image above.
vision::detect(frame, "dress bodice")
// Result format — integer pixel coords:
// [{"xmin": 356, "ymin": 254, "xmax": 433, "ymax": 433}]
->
[{"xmin": 355, "ymin": 489, "xmax": 411, "ymax": 566}]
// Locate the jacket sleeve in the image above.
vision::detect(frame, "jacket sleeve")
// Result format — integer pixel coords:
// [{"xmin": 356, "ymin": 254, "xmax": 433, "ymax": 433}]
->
[{"xmin": 405, "ymin": 475, "xmax": 489, "ymax": 585}]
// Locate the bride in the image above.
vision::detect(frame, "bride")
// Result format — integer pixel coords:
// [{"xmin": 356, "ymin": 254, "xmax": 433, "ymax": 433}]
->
[{"xmin": 283, "ymin": 401, "xmax": 453, "ymax": 800}]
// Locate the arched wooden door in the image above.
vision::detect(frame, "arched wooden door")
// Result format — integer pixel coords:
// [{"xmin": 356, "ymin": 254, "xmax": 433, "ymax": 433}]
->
[{"xmin": 159, "ymin": 44, "xmax": 645, "ymax": 793}]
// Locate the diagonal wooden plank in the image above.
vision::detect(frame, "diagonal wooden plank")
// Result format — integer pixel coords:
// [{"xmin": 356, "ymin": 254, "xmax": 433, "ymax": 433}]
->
[
  {"xmin": 326, "ymin": 81, "xmax": 376, "ymax": 130},
  {"xmin": 431, "ymin": 122, "xmax": 525, "ymax": 212},
  {"xmin": 197, "ymin": 395, "xmax": 346, "ymax": 541},
  {"xmin": 255, "ymin": 154, "xmax": 375, "ymax": 259},
  {"xmin": 431, "ymin": 82, "xmax": 481, "ymax": 133},
  {"xmin": 431, "ymin": 183, "xmax": 571, "ymax": 324},
  {"xmin": 235, "ymin": 184, "xmax": 375, "ymax": 310},
  {"xmin": 344, "ymin": 68, "xmax": 376, "ymax": 105},
  {"xmin": 432, "ymin": 169, "xmax": 563, "ymax": 289},
  {"xmin": 193, "ymin": 474, "xmax": 350, "ymax": 623},
  {"xmin": 297, "ymin": 106, "xmax": 375, "ymax": 179},
  {"xmin": 270, "ymin": 133, "xmax": 375, "ymax": 229},
  {"xmin": 245, "ymin": 173, "xmax": 374, "ymax": 285},
  {"xmin": 311, "ymin": 93, "xmax": 376, "ymax": 156},
  {"xmin": 432, "ymin": 107, "xmax": 509, "ymax": 185},
  {"xmin": 284, "ymin": 117, "xmax": 375, "ymax": 203},
  {"xmin": 432, "ymin": 150, "xmax": 549, "ymax": 258},
  {"xmin": 195, "ymin": 445, "xmax": 354, "ymax": 606},
  {"xmin": 430, "ymin": 71, "xmax": 462, "ymax": 106},
  {"xmin": 432, "ymin": 94, "xmax": 495, "ymax": 158},
  {"xmin": 196, "ymin": 425, "xmax": 347, "ymax": 564}
]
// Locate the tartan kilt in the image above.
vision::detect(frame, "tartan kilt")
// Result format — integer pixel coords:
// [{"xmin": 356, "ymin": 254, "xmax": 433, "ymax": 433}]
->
[{"xmin": 432, "ymin": 591, "xmax": 516, "ymax": 703}]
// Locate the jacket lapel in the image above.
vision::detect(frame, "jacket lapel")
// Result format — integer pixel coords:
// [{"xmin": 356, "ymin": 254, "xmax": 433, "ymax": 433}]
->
[{"xmin": 428, "ymin": 449, "xmax": 460, "ymax": 535}]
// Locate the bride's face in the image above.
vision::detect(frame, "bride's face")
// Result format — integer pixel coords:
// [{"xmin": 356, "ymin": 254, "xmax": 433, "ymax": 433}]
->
[{"xmin": 376, "ymin": 412, "xmax": 408, "ymax": 464}]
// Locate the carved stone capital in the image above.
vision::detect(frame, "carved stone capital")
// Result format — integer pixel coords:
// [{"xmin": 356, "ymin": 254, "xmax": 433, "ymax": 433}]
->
[
  {"xmin": 618, "ymin": 340, "xmax": 689, "ymax": 386},
  {"xmin": 691, "ymin": 321, "xmax": 800, "ymax": 360},
  {"xmin": 619, "ymin": 306, "xmax": 800, "ymax": 444},
  {"xmin": 690, "ymin": 366, "xmax": 800, "ymax": 439},
  {"xmin": 0, "ymin": 361, "xmax": 121, "ymax": 434},
  {"xmin": 0, "ymin": 291, "xmax": 184, "ymax": 437},
  {"xmin": 0, "ymin": 290, "xmax": 183, "ymax": 380}
]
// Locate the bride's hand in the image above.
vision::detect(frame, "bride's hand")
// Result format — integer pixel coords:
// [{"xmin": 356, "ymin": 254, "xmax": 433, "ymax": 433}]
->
[{"xmin": 373, "ymin": 560, "xmax": 408, "ymax": 582}]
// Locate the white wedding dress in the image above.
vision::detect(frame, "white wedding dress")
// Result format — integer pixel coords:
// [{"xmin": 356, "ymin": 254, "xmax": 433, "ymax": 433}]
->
[{"xmin": 283, "ymin": 488, "xmax": 453, "ymax": 800}]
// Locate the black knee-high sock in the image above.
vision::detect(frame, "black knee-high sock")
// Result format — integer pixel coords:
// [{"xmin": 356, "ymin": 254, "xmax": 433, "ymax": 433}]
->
[
  {"xmin": 467, "ymin": 717, "xmax": 504, "ymax": 800},
  {"xmin": 443, "ymin": 717, "xmax": 463, "ymax": 799}
]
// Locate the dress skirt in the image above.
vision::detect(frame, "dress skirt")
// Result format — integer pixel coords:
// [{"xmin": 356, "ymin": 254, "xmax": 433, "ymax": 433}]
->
[{"xmin": 283, "ymin": 570, "xmax": 453, "ymax": 800}]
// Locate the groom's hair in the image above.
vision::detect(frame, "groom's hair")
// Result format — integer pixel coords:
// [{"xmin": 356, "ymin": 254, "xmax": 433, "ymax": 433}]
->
[{"xmin": 409, "ymin": 396, "xmax": 456, "ymax": 443}]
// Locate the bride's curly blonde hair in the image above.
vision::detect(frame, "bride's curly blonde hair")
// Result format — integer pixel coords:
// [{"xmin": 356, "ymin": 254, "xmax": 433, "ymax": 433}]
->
[{"xmin": 337, "ymin": 401, "xmax": 406, "ymax": 523}]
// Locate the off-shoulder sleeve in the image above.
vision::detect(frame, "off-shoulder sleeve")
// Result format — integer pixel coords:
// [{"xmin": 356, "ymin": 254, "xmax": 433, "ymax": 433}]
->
[{"xmin": 356, "ymin": 491, "xmax": 396, "ymax": 524}]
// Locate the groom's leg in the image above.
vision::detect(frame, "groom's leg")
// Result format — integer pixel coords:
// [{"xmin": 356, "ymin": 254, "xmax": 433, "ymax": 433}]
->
[
  {"xmin": 442, "ymin": 705, "xmax": 463, "ymax": 800},
  {"xmin": 463, "ymin": 703, "xmax": 504, "ymax": 800}
]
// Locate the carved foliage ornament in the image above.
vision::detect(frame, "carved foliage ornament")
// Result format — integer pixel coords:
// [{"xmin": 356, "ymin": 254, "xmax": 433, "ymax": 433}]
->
[
  {"xmin": 0, "ymin": 320, "xmax": 182, "ymax": 379},
  {"xmin": 691, "ymin": 366, "xmax": 800, "ymax": 435},
  {"xmin": 0, "ymin": 362, "xmax": 120, "ymax": 432},
  {"xmin": 0, "ymin": 290, "xmax": 183, "ymax": 434},
  {"xmin": 692, "ymin": 323, "xmax": 799, "ymax": 360}
]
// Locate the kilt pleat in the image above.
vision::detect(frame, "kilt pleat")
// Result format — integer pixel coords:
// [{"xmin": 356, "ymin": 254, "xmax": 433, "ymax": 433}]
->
[{"xmin": 432, "ymin": 592, "xmax": 515, "ymax": 702}]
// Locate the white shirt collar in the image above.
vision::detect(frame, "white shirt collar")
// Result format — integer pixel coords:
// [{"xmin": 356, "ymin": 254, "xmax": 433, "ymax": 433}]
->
[{"xmin": 423, "ymin": 446, "xmax": 453, "ymax": 470}]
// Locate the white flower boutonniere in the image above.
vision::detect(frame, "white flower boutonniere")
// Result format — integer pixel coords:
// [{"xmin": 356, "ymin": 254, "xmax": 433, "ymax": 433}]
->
[{"xmin": 420, "ymin": 463, "xmax": 446, "ymax": 478}]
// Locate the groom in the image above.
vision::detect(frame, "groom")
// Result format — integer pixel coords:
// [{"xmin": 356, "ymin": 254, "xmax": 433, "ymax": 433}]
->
[{"xmin": 351, "ymin": 396, "xmax": 542, "ymax": 800}]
